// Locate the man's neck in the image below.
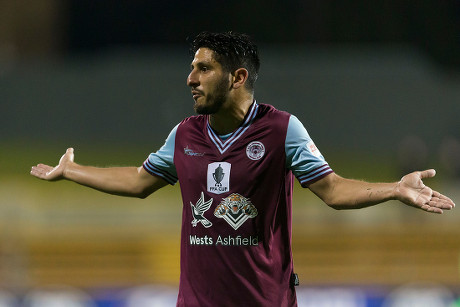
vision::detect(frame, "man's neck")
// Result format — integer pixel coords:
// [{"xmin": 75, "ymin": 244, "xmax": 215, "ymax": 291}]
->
[{"xmin": 209, "ymin": 97, "xmax": 254, "ymax": 135}]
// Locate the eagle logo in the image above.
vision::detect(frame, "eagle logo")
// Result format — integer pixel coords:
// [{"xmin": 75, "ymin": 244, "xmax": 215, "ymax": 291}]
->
[{"xmin": 190, "ymin": 192, "xmax": 213, "ymax": 228}]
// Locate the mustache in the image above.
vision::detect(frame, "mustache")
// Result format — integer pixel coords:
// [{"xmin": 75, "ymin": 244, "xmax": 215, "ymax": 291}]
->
[{"xmin": 191, "ymin": 89, "xmax": 204, "ymax": 95}]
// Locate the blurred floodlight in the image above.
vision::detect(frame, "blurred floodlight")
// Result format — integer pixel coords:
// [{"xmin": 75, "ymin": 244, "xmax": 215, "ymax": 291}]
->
[
  {"xmin": 383, "ymin": 282, "xmax": 454, "ymax": 307},
  {"xmin": 124, "ymin": 285, "xmax": 178, "ymax": 307},
  {"xmin": 0, "ymin": 290, "xmax": 17, "ymax": 307},
  {"xmin": 22, "ymin": 286, "xmax": 96, "ymax": 307},
  {"xmin": 296, "ymin": 287, "xmax": 366, "ymax": 307}
]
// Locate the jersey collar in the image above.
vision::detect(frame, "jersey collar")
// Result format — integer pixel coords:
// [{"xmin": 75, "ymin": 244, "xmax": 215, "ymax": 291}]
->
[{"xmin": 207, "ymin": 101, "xmax": 259, "ymax": 154}]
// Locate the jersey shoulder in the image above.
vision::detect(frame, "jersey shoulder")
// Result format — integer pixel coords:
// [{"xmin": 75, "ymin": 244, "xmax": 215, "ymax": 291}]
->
[
  {"xmin": 176, "ymin": 115, "xmax": 208, "ymax": 136},
  {"xmin": 257, "ymin": 103, "xmax": 291, "ymax": 117},
  {"xmin": 256, "ymin": 103, "xmax": 292, "ymax": 132},
  {"xmin": 178, "ymin": 114, "xmax": 207, "ymax": 127}
]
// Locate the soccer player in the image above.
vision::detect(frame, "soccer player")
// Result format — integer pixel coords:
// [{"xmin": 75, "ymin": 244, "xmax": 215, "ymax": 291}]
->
[{"xmin": 30, "ymin": 31, "xmax": 455, "ymax": 307}]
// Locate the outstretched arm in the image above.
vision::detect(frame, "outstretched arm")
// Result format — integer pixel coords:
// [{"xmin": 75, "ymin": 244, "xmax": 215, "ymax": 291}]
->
[
  {"xmin": 30, "ymin": 148, "xmax": 168, "ymax": 198},
  {"xmin": 309, "ymin": 170, "xmax": 455, "ymax": 214}
]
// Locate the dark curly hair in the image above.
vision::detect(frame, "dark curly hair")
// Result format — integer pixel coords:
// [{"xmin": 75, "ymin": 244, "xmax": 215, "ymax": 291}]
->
[{"xmin": 189, "ymin": 31, "xmax": 260, "ymax": 91}]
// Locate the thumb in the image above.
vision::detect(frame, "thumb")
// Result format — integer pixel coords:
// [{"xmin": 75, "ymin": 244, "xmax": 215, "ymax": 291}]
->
[
  {"xmin": 57, "ymin": 147, "xmax": 75, "ymax": 166},
  {"xmin": 419, "ymin": 169, "xmax": 436, "ymax": 179},
  {"xmin": 65, "ymin": 147, "xmax": 75, "ymax": 162}
]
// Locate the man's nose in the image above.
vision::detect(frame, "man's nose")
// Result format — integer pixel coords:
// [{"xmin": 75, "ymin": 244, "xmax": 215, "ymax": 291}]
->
[{"xmin": 187, "ymin": 71, "xmax": 199, "ymax": 87}]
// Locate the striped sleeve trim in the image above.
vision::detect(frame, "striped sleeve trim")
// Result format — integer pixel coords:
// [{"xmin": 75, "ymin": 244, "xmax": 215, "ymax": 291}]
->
[
  {"xmin": 297, "ymin": 164, "xmax": 334, "ymax": 187},
  {"xmin": 143, "ymin": 159, "xmax": 178, "ymax": 185}
]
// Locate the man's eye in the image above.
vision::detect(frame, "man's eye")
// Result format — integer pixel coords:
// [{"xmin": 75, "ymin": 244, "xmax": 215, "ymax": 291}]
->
[{"xmin": 201, "ymin": 67, "xmax": 208, "ymax": 72}]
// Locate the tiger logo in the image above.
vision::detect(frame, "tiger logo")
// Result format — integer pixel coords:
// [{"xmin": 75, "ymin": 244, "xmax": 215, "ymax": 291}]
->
[{"xmin": 214, "ymin": 193, "xmax": 258, "ymax": 230}]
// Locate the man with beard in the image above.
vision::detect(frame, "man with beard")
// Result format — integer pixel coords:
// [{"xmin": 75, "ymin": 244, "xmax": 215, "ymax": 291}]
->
[{"xmin": 31, "ymin": 31, "xmax": 455, "ymax": 307}]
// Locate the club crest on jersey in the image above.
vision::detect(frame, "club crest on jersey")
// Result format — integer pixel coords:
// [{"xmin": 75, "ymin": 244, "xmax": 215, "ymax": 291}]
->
[
  {"xmin": 190, "ymin": 192, "xmax": 213, "ymax": 228},
  {"xmin": 246, "ymin": 141, "xmax": 265, "ymax": 160},
  {"xmin": 214, "ymin": 193, "xmax": 258, "ymax": 230},
  {"xmin": 207, "ymin": 162, "xmax": 231, "ymax": 194}
]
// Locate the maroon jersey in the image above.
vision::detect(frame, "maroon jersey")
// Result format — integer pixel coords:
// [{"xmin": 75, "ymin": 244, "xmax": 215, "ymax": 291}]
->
[
  {"xmin": 174, "ymin": 103, "xmax": 297, "ymax": 306},
  {"xmin": 143, "ymin": 102, "xmax": 333, "ymax": 306}
]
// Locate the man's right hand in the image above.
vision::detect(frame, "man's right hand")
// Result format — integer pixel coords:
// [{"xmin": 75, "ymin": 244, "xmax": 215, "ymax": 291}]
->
[
  {"xmin": 30, "ymin": 147, "xmax": 74, "ymax": 181},
  {"xmin": 30, "ymin": 147, "xmax": 168, "ymax": 198}
]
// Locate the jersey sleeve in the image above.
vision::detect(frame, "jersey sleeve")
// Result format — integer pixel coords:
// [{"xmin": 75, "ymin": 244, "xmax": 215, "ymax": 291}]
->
[
  {"xmin": 142, "ymin": 124, "xmax": 179, "ymax": 185},
  {"xmin": 285, "ymin": 115, "xmax": 334, "ymax": 187}
]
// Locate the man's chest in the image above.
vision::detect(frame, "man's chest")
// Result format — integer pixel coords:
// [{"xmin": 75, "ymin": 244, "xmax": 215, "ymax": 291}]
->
[{"xmin": 173, "ymin": 128, "xmax": 284, "ymax": 192}]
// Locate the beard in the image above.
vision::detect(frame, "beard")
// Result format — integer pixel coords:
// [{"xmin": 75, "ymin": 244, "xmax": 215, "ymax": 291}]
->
[{"xmin": 194, "ymin": 76, "xmax": 230, "ymax": 115}]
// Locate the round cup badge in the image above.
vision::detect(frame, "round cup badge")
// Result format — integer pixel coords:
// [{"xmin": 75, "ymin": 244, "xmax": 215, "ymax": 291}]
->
[{"xmin": 246, "ymin": 141, "xmax": 265, "ymax": 160}]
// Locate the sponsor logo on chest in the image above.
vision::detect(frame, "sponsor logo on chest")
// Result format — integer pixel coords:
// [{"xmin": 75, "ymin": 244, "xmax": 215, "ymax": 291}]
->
[
  {"xmin": 207, "ymin": 162, "xmax": 231, "ymax": 194},
  {"xmin": 188, "ymin": 192, "xmax": 259, "ymax": 246},
  {"xmin": 214, "ymin": 193, "xmax": 258, "ymax": 230},
  {"xmin": 188, "ymin": 160, "xmax": 262, "ymax": 246}
]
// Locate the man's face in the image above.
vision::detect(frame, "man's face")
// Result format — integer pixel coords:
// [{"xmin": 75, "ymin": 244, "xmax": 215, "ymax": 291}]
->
[{"xmin": 187, "ymin": 48, "xmax": 231, "ymax": 115}]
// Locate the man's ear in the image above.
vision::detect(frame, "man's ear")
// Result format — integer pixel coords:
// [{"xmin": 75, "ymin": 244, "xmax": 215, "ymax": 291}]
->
[{"xmin": 231, "ymin": 68, "xmax": 249, "ymax": 89}]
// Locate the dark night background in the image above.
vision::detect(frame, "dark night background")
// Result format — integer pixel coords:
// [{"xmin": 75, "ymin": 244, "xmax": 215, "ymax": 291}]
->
[{"xmin": 0, "ymin": 2, "xmax": 459, "ymax": 305}]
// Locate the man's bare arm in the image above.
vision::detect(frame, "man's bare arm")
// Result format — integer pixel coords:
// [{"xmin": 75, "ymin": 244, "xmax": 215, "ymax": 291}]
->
[
  {"xmin": 30, "ymin": 148, "xmax": 168, "ymax": 198},
  {"xmin": 309, "ymin": 170, "xmax": 455, "ymax": 214}
]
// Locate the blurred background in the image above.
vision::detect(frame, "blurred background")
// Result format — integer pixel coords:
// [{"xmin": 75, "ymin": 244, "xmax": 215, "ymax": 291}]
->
[{"xmin": 1, "ymin": 0, "xmax": 459, "ymax": 306}]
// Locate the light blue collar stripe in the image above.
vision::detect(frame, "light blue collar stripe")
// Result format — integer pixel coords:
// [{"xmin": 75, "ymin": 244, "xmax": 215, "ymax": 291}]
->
[{"xmin": 207, "ymin": 102, "xmax": 258, "ymax": 154}]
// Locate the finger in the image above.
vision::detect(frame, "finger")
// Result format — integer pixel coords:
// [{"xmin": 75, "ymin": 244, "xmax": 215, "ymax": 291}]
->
[
  {"xmin": 419, "ymin": 169, "xmax": 436, "ymax": 179},
  {"xmin": 432, "ymin": 191, "xmax": 456, "ymax": 207},
  {"xmin": 420, "ymin": 191, "xmax": 455, "ymax": 213},
  {"xmin": 30, "ymin": 166, "xmax": 40, "ymax": 177},
  {"xmin": 421, "ymin": 204, "xmax": 443, "ymax": 214},
  {"xmin": 427, "ymin": 199, "xmax": 453, "ymax": 210},
  {"xmin": 30, "ymin": 165, "xmax": 45, "ymax": 174},
  {"xmin": 30, "ymin": 166, "xmax": 47, "ymax": 179},
  {"xmin": 31, "ymin": 164, "xmax": 54, "ymax": 178},
  {"xmin": 37, "ymin": 164, "xmax": 54, "ymax": 172}
]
